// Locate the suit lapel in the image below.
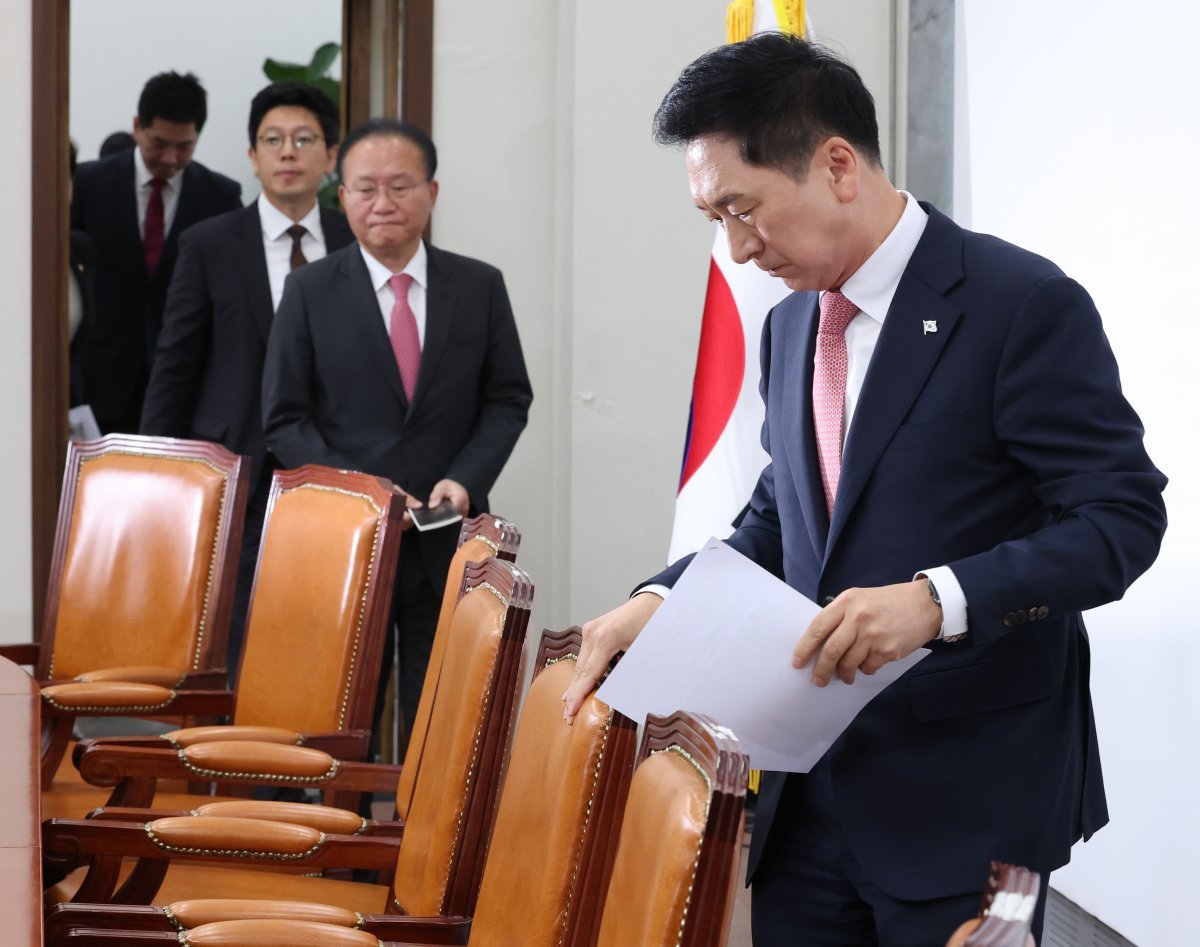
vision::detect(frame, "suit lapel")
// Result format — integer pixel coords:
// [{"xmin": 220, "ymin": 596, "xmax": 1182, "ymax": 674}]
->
[
  {"xmin": 778, "ymin": 293, "xmax": 830, "ymax": 562},
  {"xmin": 413, "ymin": 244, "xmax": 455, "ymax": 411},
  {"xmin": 825, "ymin": 207, "xmax": 965, "ymax": 557},
  {"xmin": 339, "ymin": 247, "xmax": 409, "ymax": 409},
  {"xmin": 233, "ymin": 203, "xmax": 274, "ymax": 340},
  {"xmin": 116, "ymin": 153, "xmax": 145, "ymax": 282}
]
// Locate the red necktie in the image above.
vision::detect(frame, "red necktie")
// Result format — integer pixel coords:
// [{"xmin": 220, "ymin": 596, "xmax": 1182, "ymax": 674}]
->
[
  {"xmin": 813, "ymin": 290, "xmax": 859, "ymax": 514},
  {"xmin": 388, "ymin": 273, "xmax": 421, "ymax": 402},
  {"xmin": 143, "ymin": 177, "xmax": 166, "ymax": 277}
]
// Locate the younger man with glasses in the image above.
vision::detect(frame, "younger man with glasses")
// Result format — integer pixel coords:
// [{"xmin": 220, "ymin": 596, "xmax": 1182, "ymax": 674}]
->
[
  {"xmin": 72, "ymin": 70, "xmax": 242, "ymax": 434},
  {"xmin": 142, "ymin": 81, "xmax": 354, "ymax": 676}
]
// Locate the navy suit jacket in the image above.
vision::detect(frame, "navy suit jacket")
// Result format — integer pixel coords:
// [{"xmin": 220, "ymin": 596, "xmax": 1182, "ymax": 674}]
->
[
  {"xmin": 650, "ymin": 204, "xmax": 1167, "ymax": 900},
  {"xmin": 71, "ymin": 150, "xmax": 242, "ymax": 427},
  {"xmin": 262, "ymin": 241, "xmax": 533, "ymax": 589},
  {"xmin": 140, "ymin": 202, "xmax": 354, "ymax": 484}
]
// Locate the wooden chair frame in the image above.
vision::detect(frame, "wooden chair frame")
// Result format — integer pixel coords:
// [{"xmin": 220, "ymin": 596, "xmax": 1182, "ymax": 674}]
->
[
  {"xmin": 43, "ymin": 559, "xmax": 533, "ymax": 935},
  {"xmin": 0, "ymin": 434, "xmax": 250, "ymax": 786}
]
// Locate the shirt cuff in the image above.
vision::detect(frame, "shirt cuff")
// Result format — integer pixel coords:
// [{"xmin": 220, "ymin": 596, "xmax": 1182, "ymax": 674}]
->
[
  {"xmin": 915, "ymin": 566, "xmax": 968, "ymax": 640},
  {"xmin": 634, "ymin": 585, "xmax": 670, "ymax": 601}
]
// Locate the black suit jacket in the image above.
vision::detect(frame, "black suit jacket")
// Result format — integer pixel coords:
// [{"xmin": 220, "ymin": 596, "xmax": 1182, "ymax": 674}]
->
[
  {"xmin": 71, "ymin": 150, "xmax": 242, "ymax": 427},
  {"xmin": 67, "ymin": 231, "xmax": 98, "ymax": 407},
  {"xmin": 140, "ymin": 202, "xmax": 354, "ymax": 482},
  {"xmin": 650, "ymin": 205, "xmax": 1167, "ymax": 902},
  {"xmin": 262, "ymin": 242, "xmax": 533, "ymax": 585}
]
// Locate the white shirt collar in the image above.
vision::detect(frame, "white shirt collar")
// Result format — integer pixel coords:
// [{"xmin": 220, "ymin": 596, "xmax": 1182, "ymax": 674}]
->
[
  {"xmin": 134, "ymin": 146, "xmax": 181, "ymax": 191},
  {"xmin": 360, "ymin": 240, "xmax": 428, "ymax": 292},
  {"xmin": 836, "ymin": 190, "xmax": 928, "ymax": 325},
  {"xmin": 257, "ymin": 194, "xmax": 324, "ymax": 244}
]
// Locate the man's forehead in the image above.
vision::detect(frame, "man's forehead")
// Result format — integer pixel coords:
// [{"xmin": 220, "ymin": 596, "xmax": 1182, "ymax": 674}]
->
[{"xmin": 686, "ymin": 136, "xmax": 748, "ymax": 205}]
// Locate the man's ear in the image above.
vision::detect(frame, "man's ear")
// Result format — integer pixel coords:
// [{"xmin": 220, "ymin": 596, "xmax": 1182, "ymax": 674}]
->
[{"xmin": 823, "ymin": 137, "xmax": 861, "ymax": 203}]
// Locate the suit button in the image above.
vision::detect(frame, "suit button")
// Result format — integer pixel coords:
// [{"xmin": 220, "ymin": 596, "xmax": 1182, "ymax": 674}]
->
[
  {"xmin": 1004, "ymin": 612, "xmax": 1017, "ymax": 627},
  {"xmin": 1015, "ymin": 609, "xmax": 1028, "ymax": 624},
  {"xmin": 1037, "ymin": 606, "xmax": 1049, "ymax": 619},
  {"xmin": 820, "ymin": 596, "xmax": 835, "ymax": 607}
]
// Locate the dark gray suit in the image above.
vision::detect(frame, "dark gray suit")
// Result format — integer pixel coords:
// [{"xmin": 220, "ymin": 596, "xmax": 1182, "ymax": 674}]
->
[{"xmin": 263, "ymin": 241, "xmax": 533, "ymax": 726}]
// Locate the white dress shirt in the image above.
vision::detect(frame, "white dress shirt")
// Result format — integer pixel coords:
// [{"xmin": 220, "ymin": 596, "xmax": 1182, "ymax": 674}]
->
[
  {"xmin": 360, "ymin": 241, "xmax": 429, "ymax": 348},
  {"xmin": 646, "ymin": 192, "xmax": 969, "ymax": 640},
  {"xmin": 134, "ymin": 148, "xmax": 182, "ymax": 239},
  {"xmin": 258, "ymin": 196, "xmax": 327, "ymax": 311}
]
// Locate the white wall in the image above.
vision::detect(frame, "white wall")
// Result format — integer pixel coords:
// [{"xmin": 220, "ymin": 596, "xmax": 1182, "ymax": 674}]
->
[
  {"xmin": 958, "ymin": 1, "xmax": 1197, "ymax": 942},
  {"xmin": 433, "ymin": 0, "xmax": 896, "ymax": 633},
  {"xmin": 0, "ymin": 0, "xmax": 33, "ymax": 644},
  {"xmin": 70, "ymin": 0, "xmax": 341, "ymax": 200}
]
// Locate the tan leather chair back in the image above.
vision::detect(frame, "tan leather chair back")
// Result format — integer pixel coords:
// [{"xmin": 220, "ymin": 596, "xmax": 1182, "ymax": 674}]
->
[
  {"xmin": 395, "ymin": 515, "xmax": 519, "ymax": 822},
  {"xmin": 596, "ymin": 711, "xmax": 748, "ymax": 947},
  {"xmin": 595, "ymin": 750, "xmax": 709, "ymax": 947},
  {"xmin": 390, "ymin": 561, "xmax": 530, "ymax": 918},
  {"xmin": 467, "ymin": 655, "xmax": 636, "ymax": 947},
  {"xmin": 234, "ymin": 473, "xmax": 396, "ymax": 733},
  {"xmin": 48, "ymin": 441, "xmax": 245, "ymax": 681}
]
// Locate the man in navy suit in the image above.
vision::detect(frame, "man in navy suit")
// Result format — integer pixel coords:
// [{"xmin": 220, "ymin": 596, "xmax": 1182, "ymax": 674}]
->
[
  {"xmin": 563, "ymin": 34, "xmax": 1167, "ymax": 945},
  {"xmin": 142, "ymin": 82, "xmax": 354, "ymax": 675},
  {"xmin": 72, "ymin": 71, "xmax": 242, "ymax": 433}
]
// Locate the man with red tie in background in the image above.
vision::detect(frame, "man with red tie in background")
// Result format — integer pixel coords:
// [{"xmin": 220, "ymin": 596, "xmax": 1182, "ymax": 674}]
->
[
  {"xmin": 263, "ymin": 119, "xmax": 532, "ymax": 743},
  {"xmin": 71, "ymin": 71, "xmax": 241, "ymax": 434}
]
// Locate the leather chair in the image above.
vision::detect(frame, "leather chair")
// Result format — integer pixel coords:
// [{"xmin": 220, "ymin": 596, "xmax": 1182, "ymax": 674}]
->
[
  {"xmin": 44, "ymin": 623, "xmax": 642, "ymax": 946},
  {"xmin": 945, "ymin": 862, "xmax": 1040, "ymax": 947},
  {"xmin": 40, "ymin": 464, "xmax": 404, "ymax": 879},
  {"xmin": 53, "ymin": 704, "xmax": 743, "ymax": 947},
  {"xmin": 394, "ymin": 514, "xmax": 519, "ymax": 823},
  {"xmin": 0, "ymin": 434, "xmax": 249, "ymax": 789},
  {"xmin": 593, "ymin": 710, "xmax": 749, "ymax": 947},
  {"xmin": 43, "ymin": 559, "xmax": 532, "ymax": 930}
]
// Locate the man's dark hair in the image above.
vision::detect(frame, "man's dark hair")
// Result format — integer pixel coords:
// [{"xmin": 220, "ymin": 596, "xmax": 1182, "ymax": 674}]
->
[
  {"xmin": 99, "ymin": 131, "xmax": 136, "ymax": 158},
  {"xmin": 137, "ymin": 71, "xmax": 208, "ymax": 132},
  {"xmin": 248, "ymin": 81, "xmax": 341, "ymax": 148},
  {"xmin": 337, "ymin": 118, "xmax": 437, "ymax": 182},
  {"xmin": 653, "ymin": 32, "xmax": 882, "ymax": 179}
]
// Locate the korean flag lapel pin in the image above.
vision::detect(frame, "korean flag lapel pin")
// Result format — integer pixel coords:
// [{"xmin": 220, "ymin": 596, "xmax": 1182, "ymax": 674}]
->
[{"xmin": 923, "ymin": 320, "xmax": 938, "ymax": 336}]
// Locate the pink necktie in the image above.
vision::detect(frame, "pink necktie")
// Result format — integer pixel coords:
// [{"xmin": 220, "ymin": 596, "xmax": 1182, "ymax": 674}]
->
[
  {"xmin": 388, "ymin": 273, "xmax": 421, "ymax": 402},
  {"xmin": 143, "ymin": 178, "xmax": 166, "ymax": 276},
  {"xmin": 813, "ymin": 290, "xmax": 859, "ymax": 514}
]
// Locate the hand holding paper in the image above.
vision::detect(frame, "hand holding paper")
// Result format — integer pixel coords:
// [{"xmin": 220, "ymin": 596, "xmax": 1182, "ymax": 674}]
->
[{"xmin": 594, "ymin": 539, "xmax": 929, "ymax": 772}]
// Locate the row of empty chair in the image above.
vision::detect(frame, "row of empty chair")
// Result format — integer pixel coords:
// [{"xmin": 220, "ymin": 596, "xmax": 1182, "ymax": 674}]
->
[{"xmin": 4, "ymin": 435, "xmax": 1040, "ymax": 945}]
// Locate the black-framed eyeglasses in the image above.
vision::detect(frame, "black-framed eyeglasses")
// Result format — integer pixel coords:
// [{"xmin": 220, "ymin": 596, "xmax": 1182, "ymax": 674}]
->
[{"xmin": 257, "ymin": 132, "xmax": 324, "ymax": 153}]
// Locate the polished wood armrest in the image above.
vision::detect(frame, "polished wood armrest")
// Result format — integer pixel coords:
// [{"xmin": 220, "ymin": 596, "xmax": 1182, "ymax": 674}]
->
[
  {"xmin": 41, "ymin": 685, "xmax": 235, "ymax": 719},
  {"xmin": 84, "ymin": 804, "xmax": 404, "ymax": 840},
  {"xmin": 300, "ymin": 730, "xmax": 373, "ymax": 760},
  {"xmin": 76, "ymin": 740, "xmax": 403, "ymax": 794},
  {"xmin": 359, "ymin": 914, "xmax": 472, "ymax": 944},
  {"xmin": 0, "ymin": 642, "xmax": 40, "ymax": 666},
  {"xmin": 161, "ymin": 725, "xmax": 305, "ymax": 747},
  {"xmin": 43, "ymin": 817, "xmax": 400, "ymax": 873}
]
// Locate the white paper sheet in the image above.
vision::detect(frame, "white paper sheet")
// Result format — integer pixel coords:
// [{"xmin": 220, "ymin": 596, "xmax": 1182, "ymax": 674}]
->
[{"xmin": 596, "ymin": 538, "xmax": 929, "ymax": 772}]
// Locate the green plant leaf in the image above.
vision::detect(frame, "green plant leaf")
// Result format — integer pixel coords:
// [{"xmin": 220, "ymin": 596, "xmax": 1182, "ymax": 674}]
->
[
  {"xmin": 309, "ymin": 42, "xmax": 341, "ymax": 77},
  {"xmin": 262, "ymin": 58, "xmax": 310, "ymax": 82},
  {"xmin": 311, "ymin": 77, "xmax": 341, "ymax": 104}
]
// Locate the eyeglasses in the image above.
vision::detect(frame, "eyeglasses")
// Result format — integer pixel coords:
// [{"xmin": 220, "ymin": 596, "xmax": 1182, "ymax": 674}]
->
[
  {"xmin": 257, "ymin": 132, "xmax": 324, "ymax": 153},
  {"xmin": 345, "ymin": 181, "xmax": 429, "ymax": 203}
]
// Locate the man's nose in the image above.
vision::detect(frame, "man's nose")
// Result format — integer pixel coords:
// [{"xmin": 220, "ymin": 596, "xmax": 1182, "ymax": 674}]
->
[{"xmin": 726, "ymin": 221, "xmax": 762, "ymax": 264}]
